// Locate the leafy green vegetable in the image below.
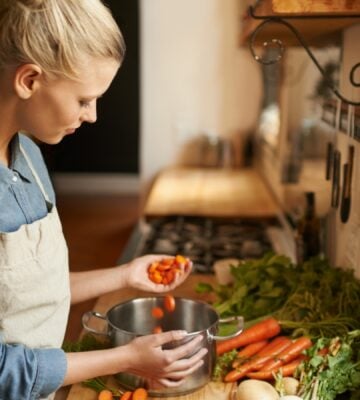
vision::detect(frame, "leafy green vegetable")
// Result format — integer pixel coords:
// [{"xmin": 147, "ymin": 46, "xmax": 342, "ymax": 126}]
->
[
  {"xmin": 197, "ymin": 253, "xmax": 360, "ymax": 338},
  {"xmin": 275, "ymin": 257, "xmax": 360, "ymax": 337},
  {"xmin": 212, "ymin": 349, "xmax": 237, "ymax": 381},
  {"xmin": 83, "ymin": 377, "xmax": 119, "ymax": 395},
  {"xmin": 195, "ymin": 282, "xmax": 214, "ymax": 293},
  {"xmin": 62, "ymin": 333, "xmax": 110, "ymax": 352},
  {"xmin": 296, "ymin": 330, "xmax": 360, "ymax": 400},
  {"xmin": 196, "ymin": 252, "xmax": 297, "ymax": 320}
]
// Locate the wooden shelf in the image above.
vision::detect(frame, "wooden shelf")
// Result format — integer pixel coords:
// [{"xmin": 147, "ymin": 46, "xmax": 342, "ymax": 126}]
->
[
  {"xmin": 272, "ymin": 0, "xmax": 360, "ymax": 14},
  {"xmin": 241, "ymin": 0, "xmax": 360, "ymax": 47}
]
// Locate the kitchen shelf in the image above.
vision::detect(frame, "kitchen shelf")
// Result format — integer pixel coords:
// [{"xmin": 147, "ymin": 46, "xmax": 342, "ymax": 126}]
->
[{"xmin": 241, "ymin": 0, "xmax": 360, "ymax": 47}]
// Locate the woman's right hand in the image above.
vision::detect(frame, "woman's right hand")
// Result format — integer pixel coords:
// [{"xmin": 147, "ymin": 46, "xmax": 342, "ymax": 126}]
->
[{"xmin": 121, "ymin": 330, "xmax": 208, "ymax": 387}]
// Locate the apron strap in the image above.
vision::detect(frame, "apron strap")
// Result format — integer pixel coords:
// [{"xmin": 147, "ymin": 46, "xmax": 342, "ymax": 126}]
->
[{"xmin": 19, "ymin": 144, "xmax": 52, "ymax": 207}]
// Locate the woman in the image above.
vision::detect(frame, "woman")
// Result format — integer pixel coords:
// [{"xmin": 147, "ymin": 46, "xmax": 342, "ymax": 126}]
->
[{"xmin": 0, "ymin": 1, "xmax": 207, "ymax": 399}]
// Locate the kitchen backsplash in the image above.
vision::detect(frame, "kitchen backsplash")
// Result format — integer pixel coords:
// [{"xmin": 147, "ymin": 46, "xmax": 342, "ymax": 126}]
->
[
  {"xmin": 329, "ymin": 24, "xmax": 360, "ymax": 277},
  {"xmin": 255, "ymin": 23, "xmax": 360, "ymax": 277}
]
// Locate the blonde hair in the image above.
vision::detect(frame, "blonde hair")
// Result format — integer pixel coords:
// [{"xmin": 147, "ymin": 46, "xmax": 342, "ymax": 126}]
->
[{"xmin": 0, "ymin": 0, "xmax": 125, "ymax": 79}]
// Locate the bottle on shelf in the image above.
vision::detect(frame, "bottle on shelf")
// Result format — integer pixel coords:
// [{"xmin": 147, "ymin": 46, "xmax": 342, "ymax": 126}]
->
[{"xmin": 295, "ymin": 191, "xmax": 321, "ymax": 264}]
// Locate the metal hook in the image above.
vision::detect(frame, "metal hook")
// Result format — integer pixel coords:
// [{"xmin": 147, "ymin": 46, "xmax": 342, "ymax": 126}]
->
[{"xmin": 248, "ymin": 9, "xmax": 360, "ymax": 106}]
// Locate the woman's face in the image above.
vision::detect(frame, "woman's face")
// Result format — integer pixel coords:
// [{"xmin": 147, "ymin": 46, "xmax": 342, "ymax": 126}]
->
[{"xmin": 17, "ymin": 57, "xmax": 119, "ymax": 144}]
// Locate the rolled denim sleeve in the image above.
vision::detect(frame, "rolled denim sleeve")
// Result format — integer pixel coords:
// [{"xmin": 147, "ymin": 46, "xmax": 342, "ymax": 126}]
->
[{"xmin": 0, "ymin": 342, "xmax": 67, "ymax": 400}]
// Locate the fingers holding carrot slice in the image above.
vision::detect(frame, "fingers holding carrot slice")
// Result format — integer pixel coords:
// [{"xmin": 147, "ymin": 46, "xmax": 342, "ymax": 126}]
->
[{"xmin": 147, "ymin": 255, "xmax": 192, "ymax": 286}]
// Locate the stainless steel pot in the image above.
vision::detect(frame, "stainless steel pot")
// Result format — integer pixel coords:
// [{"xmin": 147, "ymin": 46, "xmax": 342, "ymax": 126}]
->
[{"xmin": 82, "ymin": 296, "xmax": 243, "ymax": 397}]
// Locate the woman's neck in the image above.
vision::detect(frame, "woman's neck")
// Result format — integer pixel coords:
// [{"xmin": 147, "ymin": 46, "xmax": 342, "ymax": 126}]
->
[
  {"xmin": 0, "ymin": 67, "xmax": 20, "ymax": 167},
  {"xmin": 0, "ymin": 137, "xmax": 11, "ymax": 167}
]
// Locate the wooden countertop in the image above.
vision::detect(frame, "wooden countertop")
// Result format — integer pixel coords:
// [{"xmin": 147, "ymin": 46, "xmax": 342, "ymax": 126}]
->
[
  {"xmin": 144, "ymin": 167, "xmax": 279, "ymax": 218},
  {"xmin": 65, "ymin": 274, "xmax": 237, "ymax": 400}
]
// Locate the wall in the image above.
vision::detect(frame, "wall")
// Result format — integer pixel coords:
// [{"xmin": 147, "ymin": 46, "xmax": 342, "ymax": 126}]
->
[
  {"xmin": 329, "ymin": 23, "xmax": 360, "ymax": 276},
  {"xmin": 139, "ymin": 0, "xmax": 262, "ymax": 187},
  {"xmin": 254, "ymin": 21, "xmax": 360, "ymax": 276}
]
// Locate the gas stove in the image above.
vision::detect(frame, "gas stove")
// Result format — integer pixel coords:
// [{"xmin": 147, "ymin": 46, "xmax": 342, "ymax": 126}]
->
[{"xmin": 120, "ymin": 215, "xmax": 284, "ymax": 273}]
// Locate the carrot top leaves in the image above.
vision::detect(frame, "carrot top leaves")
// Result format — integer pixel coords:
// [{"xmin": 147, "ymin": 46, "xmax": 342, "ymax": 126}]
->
[{"xmin": 196, "ymin": 253, "xmax": 360, "ymax": 338}]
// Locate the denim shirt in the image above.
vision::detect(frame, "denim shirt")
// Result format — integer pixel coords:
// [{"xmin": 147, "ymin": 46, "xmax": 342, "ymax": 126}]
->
[
  {"xmin": 0, "ymin": 133, "xmax": 67, "ymax": 399},
  {"xmin": 0, "ymin": 133, "xmax": 55, "ymax": 233}
]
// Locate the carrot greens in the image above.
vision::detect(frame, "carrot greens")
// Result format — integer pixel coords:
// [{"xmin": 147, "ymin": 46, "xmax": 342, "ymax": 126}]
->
[
  {"xmin": 197, "ymin": 253, "xmax": 360, "ymax": 338},
  {"xmin": 295, "ymin": 330, "xmax": 360, "ymax": 400}
]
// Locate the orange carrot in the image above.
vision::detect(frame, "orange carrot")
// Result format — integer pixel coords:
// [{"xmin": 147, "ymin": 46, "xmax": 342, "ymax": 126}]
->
[
  {"xmin": 151, "ymin": 307, "xmax": 164, "ymax": 319},
  {"xmin": 232, "ymin": 340, "xmax": 269, "ymax": 368},
  {"xmin": 217, "ymin": 317, "xmax": 281, "ymax": 356},
  {"xmin": 120, "ymin": 392, "xmax": 132, "ymax": 400},
  {"xmin": 224, "ymin": 337, "xmax": 292, "ymax": 382},
  {"xmin": 132, "ymin": 388, "xmax": 148, "ymax": 400},
  {"xmin": 152, "ymin": 325, "xmax": 163, "ymax": 334},
  {"xmin": 246, "ymin": 356, "xmax": 306, "ymax": 380},
  {"xmin": 164, "ymin": 295, "xmax": 176, "ymax": 312},
  {"xmin": 251, "ymin": 337, "xmax": 293, "ymax": 370},
  {"xmin": 260, "ymin": 336, "xmax": 312, "ymax": 372},
  {"xmin": 254, "ymin": 336, "xmax": 289, "ymax": 356},
  {"xmin": 237, "ymin": 339, "xmax": 269, "ymax": 358},
  {"xmin": 98, "ymin": 390, "xmax": 113, "ymax": 400}
]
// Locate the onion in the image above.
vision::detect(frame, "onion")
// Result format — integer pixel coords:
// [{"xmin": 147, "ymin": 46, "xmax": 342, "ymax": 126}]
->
[
  {"xmin": 279, "ymin": 396, "xmax": 303, "ymax": 400},
  {"xmin": 281, "ymin": 377, "xmax": 299, "ymax": 396},
  {"xmin": 237, "ymin": 379, "xmax": 280, "ymax": 400}
]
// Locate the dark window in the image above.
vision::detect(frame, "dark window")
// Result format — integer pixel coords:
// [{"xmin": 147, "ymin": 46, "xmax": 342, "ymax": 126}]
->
[{"xmin": 42, "ymin": 0, "xmax": 140, "ymax": 173}]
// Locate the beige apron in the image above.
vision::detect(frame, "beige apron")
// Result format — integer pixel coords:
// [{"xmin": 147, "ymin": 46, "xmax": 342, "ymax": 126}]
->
[{"xmin": 0, "ymin": 145, "xmax": 71, "ymax": 399}]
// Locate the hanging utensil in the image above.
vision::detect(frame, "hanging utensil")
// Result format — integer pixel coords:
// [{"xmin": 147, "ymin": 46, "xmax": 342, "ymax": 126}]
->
[
  {"xmin": 331, "ymin": 150, "xmax": 341, "ymax": 209},
  {"xmin": 340, "ymin": 145, "xmax": 355, "ymax": 223},
  {"xmin": 325, "ymin": 141, "xmax": 334, "ymax": 180}
]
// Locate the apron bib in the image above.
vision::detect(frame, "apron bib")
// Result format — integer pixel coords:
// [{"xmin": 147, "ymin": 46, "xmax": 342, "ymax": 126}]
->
[{"xmin": 0, "ymin": 145, "xmax": 71, "ymax": 399}]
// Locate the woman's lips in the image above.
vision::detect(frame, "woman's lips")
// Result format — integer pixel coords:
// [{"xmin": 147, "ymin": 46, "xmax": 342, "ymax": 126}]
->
[{"xmin": 65, "ymin": 127, "xmax": 77, "ymax": 134}]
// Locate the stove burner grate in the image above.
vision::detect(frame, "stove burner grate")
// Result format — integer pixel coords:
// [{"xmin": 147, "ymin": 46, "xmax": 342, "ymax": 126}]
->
[{"xmin": 139, "ymin": 216, "xmax": 277, "ymax": 273}]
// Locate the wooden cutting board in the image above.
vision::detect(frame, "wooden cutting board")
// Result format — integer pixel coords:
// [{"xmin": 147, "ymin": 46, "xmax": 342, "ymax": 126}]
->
[
  {"xmin": 67, "ymin": 380, "xmax": 236, "ymax": 400},
  {"xmin": 64, "ymin": 274, "xmax": 237, "ymax": 400},
  {"xmin": 144, "ymin": 167, "xmax": 279, "ymax": 218}
]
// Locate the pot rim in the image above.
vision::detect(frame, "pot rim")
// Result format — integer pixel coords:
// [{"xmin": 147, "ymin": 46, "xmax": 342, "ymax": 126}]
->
[
  {"xmin": 105, "ymin": 296, "xmax": 220, "ymax": 336},
  {"xmin": 82, "ymin": 296, "xmax": 244, "ymax": 341}
]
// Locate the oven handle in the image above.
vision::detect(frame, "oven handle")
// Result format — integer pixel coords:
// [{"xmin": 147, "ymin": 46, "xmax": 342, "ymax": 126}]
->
[{"xmin": 212, "ymin": 315, "xmax": 244, "ymax": 341}]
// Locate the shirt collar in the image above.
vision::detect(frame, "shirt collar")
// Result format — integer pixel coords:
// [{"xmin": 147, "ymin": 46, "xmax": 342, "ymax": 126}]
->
[{"xmin": 9, "ymin": 133, "xmax": 33, "ymax": 182}]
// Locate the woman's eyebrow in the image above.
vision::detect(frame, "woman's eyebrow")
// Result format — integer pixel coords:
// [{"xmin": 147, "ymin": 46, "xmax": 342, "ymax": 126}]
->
[{"xmin": 82, "ymin": 93, "xmax": 104, "ymax": 101}]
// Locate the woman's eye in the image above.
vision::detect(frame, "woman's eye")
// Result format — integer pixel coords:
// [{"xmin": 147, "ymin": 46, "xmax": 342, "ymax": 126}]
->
[{"xmin": 79, "ymin": 100, "xmax": 91, "ymax": 108}]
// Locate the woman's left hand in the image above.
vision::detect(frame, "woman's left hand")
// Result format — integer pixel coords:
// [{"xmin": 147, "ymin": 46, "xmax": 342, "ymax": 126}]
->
[{"xmin": 120, "ymin": 254, "xmax": 192, "ymax": 293}]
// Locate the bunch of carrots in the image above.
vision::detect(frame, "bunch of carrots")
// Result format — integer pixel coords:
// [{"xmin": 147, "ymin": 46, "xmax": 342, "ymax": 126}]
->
[{"xmin": 216, "ymin": 317, "xmax": 312, "ymax": 382}]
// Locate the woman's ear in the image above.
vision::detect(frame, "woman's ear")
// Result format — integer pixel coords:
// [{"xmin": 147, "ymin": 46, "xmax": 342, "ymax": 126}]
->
[{"xmin": 14, "ymin": 64, "xmax": 43, "ymax": 99}]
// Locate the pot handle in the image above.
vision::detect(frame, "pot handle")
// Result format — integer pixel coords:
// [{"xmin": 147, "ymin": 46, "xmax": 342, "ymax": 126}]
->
[
  {"xmin": 82, "ymin": 311, "xmax": 109, "ymax": 337},
  {"xmin": 212, "ymin": 315, "xmax": 244, "ymax": 341}
]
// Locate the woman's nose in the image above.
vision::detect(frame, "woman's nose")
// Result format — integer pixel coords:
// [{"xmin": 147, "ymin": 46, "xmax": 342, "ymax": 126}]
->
[{"xmin": 82, "ymin": 102, "xmax": 97, "ymax": 124}]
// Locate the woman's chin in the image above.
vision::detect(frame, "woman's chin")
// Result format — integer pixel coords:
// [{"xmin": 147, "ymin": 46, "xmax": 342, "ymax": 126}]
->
[{"xmin": 41, "ymin": 134, "xmax": 67, "ymax": 145}]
